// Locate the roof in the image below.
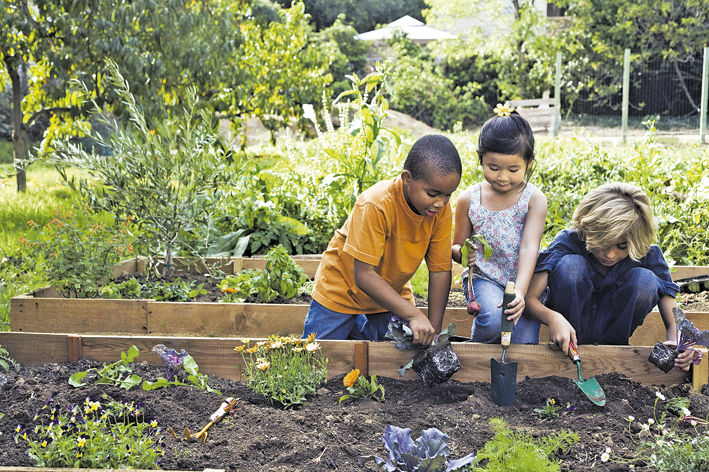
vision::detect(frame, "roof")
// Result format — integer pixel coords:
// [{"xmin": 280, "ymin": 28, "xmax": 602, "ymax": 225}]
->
[{"xmin": 354, "ymin": 15, "xmax": 457, "ymax": 44}]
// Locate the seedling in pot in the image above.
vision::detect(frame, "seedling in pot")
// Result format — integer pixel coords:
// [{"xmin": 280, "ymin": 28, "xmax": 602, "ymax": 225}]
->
[
  {"xmin": 649, "ymin": 306, "xmax": 709, "ymax": 372},
  {"xmin": 386, "ymin": 318, "xmax": 460, "ymax": 386}
]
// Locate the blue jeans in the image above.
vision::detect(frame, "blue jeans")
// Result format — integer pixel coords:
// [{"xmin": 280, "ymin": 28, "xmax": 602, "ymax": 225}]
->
[
  {"xmin": 462, "ymin": 276, "xmax": 540, "ymax": 344},
  {"xmin": 546, "ymin": 254, "xmax": 664, "ymax": 345},
  {"xmin": 302, "ymin": 299, "xmax": 392, "ymax": 340}
]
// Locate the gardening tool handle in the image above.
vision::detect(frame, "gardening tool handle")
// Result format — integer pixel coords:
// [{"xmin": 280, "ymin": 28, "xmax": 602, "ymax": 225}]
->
[
  {"xmin": 209, "ymin": 397, "xmax": 238, "ymax": 422},
  {"xmin": 568, "ymin": 341, "xmax": 581, "ymax": 363}
]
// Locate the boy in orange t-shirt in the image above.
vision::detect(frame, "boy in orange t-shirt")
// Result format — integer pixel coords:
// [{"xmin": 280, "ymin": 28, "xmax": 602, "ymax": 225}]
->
[{"xmin": 303, "ymin": 135, "xmax": 462, "ymax": 345}]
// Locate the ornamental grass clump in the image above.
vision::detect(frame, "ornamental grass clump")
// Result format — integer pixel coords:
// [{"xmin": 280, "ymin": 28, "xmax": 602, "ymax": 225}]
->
[
  {"xmin": 15, "ymin": 393, "xmax": 163, "ymax": 469},
  {"xmin": 235, "ymin": 334, "xmax": 327, "ymax": 409}
]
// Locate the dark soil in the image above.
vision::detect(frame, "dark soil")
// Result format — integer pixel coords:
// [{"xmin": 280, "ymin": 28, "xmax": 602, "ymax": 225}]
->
[{"xmin": 2, "ymin": 359, "xmax": 709, "ymax": 472}]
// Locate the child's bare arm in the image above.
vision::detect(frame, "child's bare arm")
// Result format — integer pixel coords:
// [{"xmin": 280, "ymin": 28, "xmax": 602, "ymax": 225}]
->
[
  {"xmin": 427, "ymin": 270, "xmax": 451, "ymax": 333},
  {"xmin": 524, "ymin": 271, "xmax": 577, "ymax": 354},
  {"xmin": 451, "ymin": 189, "xmax": 473, "ymax": 265},
  {"xmin": 507, "ymin": 190, "xmax": 547, "ymax": 321},
  {"xmin": 353, "ymin": 259, "xmax": 436, "ymax": 346},
  {"xmin": 658, "ymin": 294, "xmax": 693, "ymax": 371}
]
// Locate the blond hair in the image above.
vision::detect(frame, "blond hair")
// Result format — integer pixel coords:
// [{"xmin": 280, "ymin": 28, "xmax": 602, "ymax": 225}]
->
[{"xmin": 571, "ymin": 182, "xmax": 656, "ymax": 261}]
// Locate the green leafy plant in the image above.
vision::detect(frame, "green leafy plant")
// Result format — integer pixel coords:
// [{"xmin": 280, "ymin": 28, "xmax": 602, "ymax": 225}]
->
[
  {"xmin": 339, "ymin": 369, "xmax": 385, "ymax": 404},
  {"xmin": 68, "ymin": 345, "xmax": 142, "ymax": 390},
  {"xmin": 21, "ymin": 209, "xmax": 134, "ymax": 298},
  {"xmin": 469, "ymin": 417, "xmax": 579, "ymax": 471},
  {"xmin": 16, "ymin": 393, "xmax": 163, "ymax": 468},
  {"xmin": 101, "ymin": 277, "xmax": 206, "ymax": 301},
  {"xmin": 533, "ymin": 398, "xmax": 563, "ymax": 420},
  {"xmin": 142, "ymin": 344, "xmax": 220, "ymax": 393},
  {"xmin": 235, "ymin": 334, "xmax": 328, "ymax": 409},
  {"xmin": 386, "ymin": 318, "xmax": 457, "ymax": 377},
  {"xmin": 218, "ymin": 244, "xmax": 308, "ymax": 303},
  {"xmin": 52, "ymin": 59, "xmax": 230, "ymax": 278},
  {"xmin": 358, "ymin": 424, "xmax": 476, "ymax": 471}
]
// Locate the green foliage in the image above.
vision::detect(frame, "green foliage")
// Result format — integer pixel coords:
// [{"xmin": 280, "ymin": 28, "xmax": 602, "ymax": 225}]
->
[
  {"xmin": 68, "ymin": 345, "xmax": 142, "ymax": 390},
  {"xmin": 17, "ymin": 394, "xmax": 163, "ymax": 469},
  {"xmin": 279, "ymin": 0, "xmax": 427, "ymax": 33},
  {"xmin": 21, "ymin": 209, "xmax": 134, "ymax": 298},
  {"xmin": 101, "ymin": 277, "xmax": 208, "ymax": 301},
  {"xmin": 236, "ymin": 334, "xmax": 328, "ymax": 409},
  {"xmin": 469, "ymin": 417, "xmax": 579, "ymax": 471},
  {"xmin": 533, "ymin": 398, "xmax": 563, "ymax": 420},
  {"xmin": 387, "ymin": 37, "xmax": 489, "ymax": 130},
  {"xmin": 53, "ymin": 60, "xmax": 229, "ymax": 273},
  {"xmin": 218, "ymin": 245, "xmax": 309, "ymax": 302},
  {"xmin": 0, "ymin": 343, "xmax": 20, "ymax": 373},
  {"xmin": 339, "ymin": 370, "xmax": 386, "ymax": 404},
  {"xmin": 300, "ymin": 60, "xmax": 404, "ymax": 216},
  {"xmin": 548, "ymin": 0, "xmax": 709, "ymax": 112},
  {"xmin": 315, "ymin": 18, "xmax": 370, "ymax": 98},
  {"xmin": 142, "ymin": 354, "xmax": 220, "ymax": 394}
]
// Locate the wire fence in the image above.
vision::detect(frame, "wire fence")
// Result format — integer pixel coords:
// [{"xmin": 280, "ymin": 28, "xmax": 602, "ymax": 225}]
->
[{"xmin": 565, "ymin": 55, "xmax": 705, "ymax": 131}]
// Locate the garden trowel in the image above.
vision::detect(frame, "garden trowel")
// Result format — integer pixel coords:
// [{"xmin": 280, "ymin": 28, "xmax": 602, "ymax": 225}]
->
[
  {"xmin": 185, "ymin": 397, "xmax": 242, "ymax": 442},
  {"xmin": 568, "ymin": 342, "xmax": 606, "ymax": 406},
  {"xmin": 490, "ymin": 282, "xmax": 517, "ymax": 406}
]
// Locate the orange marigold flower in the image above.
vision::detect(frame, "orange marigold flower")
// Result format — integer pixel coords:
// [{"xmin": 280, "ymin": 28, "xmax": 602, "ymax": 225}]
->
[{"xmin": 343, "ymin": 369, "xmax": 360, "ymax": 387}]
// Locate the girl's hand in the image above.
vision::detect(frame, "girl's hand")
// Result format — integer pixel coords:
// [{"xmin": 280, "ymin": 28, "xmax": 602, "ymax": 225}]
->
[
  {"xmin": 466, "ymin": 244, "xmax": 478, "ymax": 267},
  {"xmin": 498, "ymin": 291, "xmax": 525, "ymax": 323}
]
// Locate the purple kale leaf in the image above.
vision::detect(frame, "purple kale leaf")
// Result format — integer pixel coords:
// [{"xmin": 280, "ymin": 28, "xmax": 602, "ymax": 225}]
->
[{"xmin": 152, "ymin": 344, "xmax": 188, "ymax": 380}]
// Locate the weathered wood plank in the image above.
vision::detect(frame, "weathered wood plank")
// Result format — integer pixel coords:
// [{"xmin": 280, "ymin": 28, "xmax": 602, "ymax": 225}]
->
[
  {"xmin": 368, "ymin": 342, "xmax": 693, "ymax": 386},
  {"xmin": 0, "ymin": 333, "xmax": 70, "ymax": 364},
  {"xmin": 10, "ymin": 298, "xmax": 147, "ymax": 335},
  {"xmin": 147, "ymin": 302, "xmax": 309, "ymax": 337},
  {"xmin": 0, "ymin": 333, "xmax": 701, "ymax": 387}
]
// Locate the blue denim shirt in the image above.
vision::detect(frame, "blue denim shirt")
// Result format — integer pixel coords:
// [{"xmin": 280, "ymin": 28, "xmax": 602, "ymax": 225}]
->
[{"xmin": 536, "ymin": 229, "xmax": 679, "ymax": 298}]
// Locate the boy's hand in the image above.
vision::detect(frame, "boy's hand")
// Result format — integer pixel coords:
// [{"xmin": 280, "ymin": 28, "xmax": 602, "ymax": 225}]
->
[
  {"xmin": 547, "ymin": 313, "xmax": 577, "ymax": 356},
  {"xmin": 409, "ymin": 315, "xmax": 437, "ymax": 346}
]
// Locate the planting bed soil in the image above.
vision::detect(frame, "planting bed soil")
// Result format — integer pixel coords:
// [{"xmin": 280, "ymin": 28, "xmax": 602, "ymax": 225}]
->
[{"xmin": 1, "ymin": 358, "xmax": 708, "ymax": 472}]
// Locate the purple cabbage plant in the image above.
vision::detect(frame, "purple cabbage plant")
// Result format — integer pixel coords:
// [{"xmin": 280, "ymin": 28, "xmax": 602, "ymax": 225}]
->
[
  {"xmin": 358, "ymin": 424, "xmax": 475, "ymax": 472},
  {"xmin": 152, "ymin": 344, "xmax": 188, "ymax": 380},
  {"xmin": 674, "ymin": 307, "xmax": 709, "ymax": 364}
]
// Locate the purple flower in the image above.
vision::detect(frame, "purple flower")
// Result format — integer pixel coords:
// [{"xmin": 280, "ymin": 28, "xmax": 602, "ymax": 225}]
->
[
  {"xmin": 673, "ymin": 307, "xmax": 709, "ymax": 365},
  {"xmin": 152, "ymin": 344, "xmax": 188, "ymax": 380}
]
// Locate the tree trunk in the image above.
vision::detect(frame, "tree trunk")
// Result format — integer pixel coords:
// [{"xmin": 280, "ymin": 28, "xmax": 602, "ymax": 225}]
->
[{"xmin": 6, "ymin": 58, "xmax": 28, "ymax": 193}]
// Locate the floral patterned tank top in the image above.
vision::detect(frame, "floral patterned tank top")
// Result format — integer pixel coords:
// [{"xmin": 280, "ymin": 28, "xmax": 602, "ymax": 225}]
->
[{"xmin": 464, "ymin": 182, "xmax": 538, "ymax": 288}]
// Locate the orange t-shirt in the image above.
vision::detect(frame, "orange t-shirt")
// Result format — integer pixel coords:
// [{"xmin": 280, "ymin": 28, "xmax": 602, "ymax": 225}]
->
[{"xmin": 312, "ymin": 176, "xmax": 453, "ymax": 314}]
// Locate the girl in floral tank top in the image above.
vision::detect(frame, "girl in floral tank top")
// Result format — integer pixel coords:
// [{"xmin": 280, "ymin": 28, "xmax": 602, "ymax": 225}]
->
[{"xmin": 452, "ymin": 106, "xmax": 547, "ymax": 343}]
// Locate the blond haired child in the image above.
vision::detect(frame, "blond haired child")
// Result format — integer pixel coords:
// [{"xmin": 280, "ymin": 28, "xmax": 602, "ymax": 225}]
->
[
  {"xmin": 452, "ymin": 107, "xmax": 547, "ymax": 343},
  {"xmin": 525, "ymin": 182, "xmax": 693, "ymax": 371}
]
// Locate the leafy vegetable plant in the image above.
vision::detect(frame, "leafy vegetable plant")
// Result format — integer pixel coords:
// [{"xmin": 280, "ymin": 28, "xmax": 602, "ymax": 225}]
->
[
  {"xmin": 218, "ymin": 244, "xmax": 308, "ymax": 302},
  {"xmin": 339, "ymin": 369, "xmax": 385, "ymax": 404},
  {"xmin": 358, "ymin": 424, "xmax": 476, "ymax": 471},
  {"xmin": 68, "ymin": 345, "xmax": 142, "ymax": 390},
  {"xmin": 143, "ymin": 345, "xmax": 220, "ymax": 393},
  {"xmin": 16, "ymin": 393, "xmax": 163, "ymax": 469},
  {"xmin": 235, "ymin": 334, "xmax": 327, "ymax": 409},
  {"xmin": 459, "ymin": 234, "xmax": 492, "ymax": 316},
  {"xmin": 386, "ymin": 317, "xmax": 457, "ymax": 376}
]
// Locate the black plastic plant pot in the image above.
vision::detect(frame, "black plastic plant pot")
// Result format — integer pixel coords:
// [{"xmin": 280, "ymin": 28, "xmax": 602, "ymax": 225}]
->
[
  {"xmin": 648, "ymin": 342, "xmax": 679, "ymax": 373},
  {"xmin": 412, "ymin": 340, "xmax": 461, "ymax": 387}
]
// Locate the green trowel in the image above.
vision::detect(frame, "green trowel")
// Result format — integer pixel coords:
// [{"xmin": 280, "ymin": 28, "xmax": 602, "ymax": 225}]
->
[{"xmin": 568, "ymin": 341, "xmax": 606, "ymax": 406}]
